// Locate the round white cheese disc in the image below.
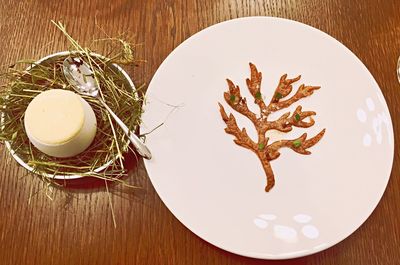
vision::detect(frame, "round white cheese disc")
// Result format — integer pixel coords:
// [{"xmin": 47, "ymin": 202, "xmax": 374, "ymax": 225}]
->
[
  {"xmin": 24, "ymin": 89, "xmax": 97, "ymax": 158},
  {"xmin": 25, "ymin": 89, "xmax": 84, "ymax": 144}
]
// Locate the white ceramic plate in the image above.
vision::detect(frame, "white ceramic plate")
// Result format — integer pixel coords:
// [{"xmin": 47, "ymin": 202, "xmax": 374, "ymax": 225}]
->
[{"xmin": 141, "ymin": 17, "xmax": 394, "ymax": 259}]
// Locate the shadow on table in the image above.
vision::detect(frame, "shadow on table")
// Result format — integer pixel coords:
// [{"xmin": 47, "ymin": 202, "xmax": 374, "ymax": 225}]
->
[{"xmin": 51, "ymin": 147, "xmax": 148, "ymax": 201}]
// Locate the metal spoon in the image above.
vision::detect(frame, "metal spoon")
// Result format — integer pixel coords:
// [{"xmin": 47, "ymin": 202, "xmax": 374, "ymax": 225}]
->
[{"xmin": 62, "ymin": 56, "xmax": 152, "ymax": 159}]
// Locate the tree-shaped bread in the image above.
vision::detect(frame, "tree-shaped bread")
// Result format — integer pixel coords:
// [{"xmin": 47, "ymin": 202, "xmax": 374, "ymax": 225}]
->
[{"xmin": 219, "ymin": 63, "xmax": 325, "ymax": 192}]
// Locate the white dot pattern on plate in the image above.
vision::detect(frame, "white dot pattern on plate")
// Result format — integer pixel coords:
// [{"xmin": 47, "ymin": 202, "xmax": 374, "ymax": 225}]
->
[
  {"xmin": 254, "ymin": 218, "xmax": 268, "ymax": 229},
  {"xmin": 293, "ymin": 214, "xmax": 312, "ymax": 223},
  {"xmin": 356, "ymin": 109, "xmax": 367, "ymax": 123},
  {"xmin": 302, "ymin": 225, "xmax": 320, "ymax": 239},
  {"xmin": 363, "ymin": 133, "xmax": 372, "ymax": 146},
  {"xmin": 357, "ymin": 97, "xmax": 392, "ymax": 146},
  {"xmin": 366, "ymin": 97, "xmax": 375, "ymax": 111},
  {"xmin": 258, "ymin": 214, "xmax": 277, "ymax": 221},
  {"xmin": 273, "ymin": 225, "xmax": 298, "ymax": 243},
  {"xmin": 254, "ymin": 214, "xmax": 320, "ymax": 242}
]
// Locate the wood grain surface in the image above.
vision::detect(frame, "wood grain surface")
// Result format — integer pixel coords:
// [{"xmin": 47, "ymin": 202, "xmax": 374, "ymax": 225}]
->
[{"xmin": 0, "ymin": 0, "xmax": 399, "ymax": 264}]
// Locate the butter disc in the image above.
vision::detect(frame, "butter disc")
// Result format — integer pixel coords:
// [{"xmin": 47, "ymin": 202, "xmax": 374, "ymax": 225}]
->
[
  {"xmin": 24, "ymin": 89, "xmax": 97, "ymax": 157},
  {"xmin": 25, "ymin": 89, "xmax": 84, "ymax": 144}
]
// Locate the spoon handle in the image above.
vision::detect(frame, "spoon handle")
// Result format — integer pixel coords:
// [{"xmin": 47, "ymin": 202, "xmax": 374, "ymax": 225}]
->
[{"xmin": 98, "ymin": 98, "xmax": 152, "ymax": 160}]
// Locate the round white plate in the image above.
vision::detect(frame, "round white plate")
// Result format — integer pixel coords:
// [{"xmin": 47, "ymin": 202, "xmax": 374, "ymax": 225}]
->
[{"xmin": 141, "ymin": 17, "xmax": 394, "ymax": 259}]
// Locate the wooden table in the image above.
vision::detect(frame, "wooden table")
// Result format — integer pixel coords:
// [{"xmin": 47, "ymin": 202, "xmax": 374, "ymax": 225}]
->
[{"xmin": 0, "ymin": 1, "xmax": 399, "ymax": 264}]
